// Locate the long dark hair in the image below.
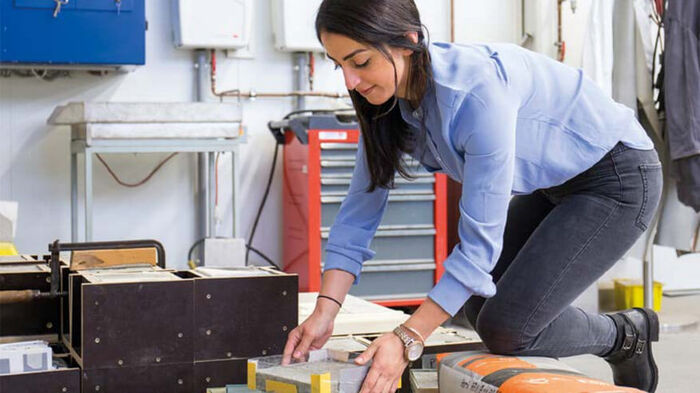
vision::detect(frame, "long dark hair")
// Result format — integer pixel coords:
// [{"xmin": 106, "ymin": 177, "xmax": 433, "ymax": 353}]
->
[{"xmin": 316, "ymin": 0, "xmax": 432, "ymax": 191}]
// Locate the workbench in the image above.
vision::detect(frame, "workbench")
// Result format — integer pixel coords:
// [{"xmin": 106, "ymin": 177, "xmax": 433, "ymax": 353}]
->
[{"xmin": 47, "ymin": 102, "xmax": 245, "ymax": 242}]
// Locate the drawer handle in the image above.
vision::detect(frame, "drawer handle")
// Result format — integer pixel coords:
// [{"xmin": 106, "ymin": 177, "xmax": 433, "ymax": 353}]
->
[
  {"xmin": 320, "ymin": 143, "xmax": 359, "ymax": 150},
  {"xmin": 321, "ymin": 190, "xmax": 434, "ymax": 197},
  {"xmin": 321, "ymin": 194, "xmax": 436, "ymax": 203},
  {"xmin": 320, "ymin": 228, "xmax": 435, "ymax": 238}
]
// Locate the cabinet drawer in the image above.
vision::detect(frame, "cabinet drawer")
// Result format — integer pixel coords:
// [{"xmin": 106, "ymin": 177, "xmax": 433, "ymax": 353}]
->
[
  {"xmin": 322, "ymin": 227, "xmax": 435, "ymax": 260},
  {"xmin": 320, "ymin": 174, "xmax": 435, "ymax": 195},
  {"xmin": 351, "ymin": 260, "xmax": 435, "ymax": 299},
  {"xmin": 319, "ymin": 159, "xmax": 427, "ymax": 177},
  {"xmin": 321, "ymin": 195, "xmax": 435, "ymax": 228}
]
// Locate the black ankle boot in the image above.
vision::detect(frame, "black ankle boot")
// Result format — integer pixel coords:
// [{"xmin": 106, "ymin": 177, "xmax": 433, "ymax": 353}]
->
[{"xmin": 604, "ymin": 308, "xmax": 659, "ymax": 392}]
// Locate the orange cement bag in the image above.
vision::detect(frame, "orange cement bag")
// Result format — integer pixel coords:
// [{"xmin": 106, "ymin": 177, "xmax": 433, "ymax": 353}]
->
[{"xmin": 437, "ymin": 351, "xmax": 645, "ymax": 393}]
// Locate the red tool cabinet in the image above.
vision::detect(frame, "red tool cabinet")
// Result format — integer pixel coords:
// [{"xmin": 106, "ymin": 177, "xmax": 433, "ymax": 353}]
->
[{"xmin": 278, "ymin": 115, "xmax": 447, "ymax": 307}]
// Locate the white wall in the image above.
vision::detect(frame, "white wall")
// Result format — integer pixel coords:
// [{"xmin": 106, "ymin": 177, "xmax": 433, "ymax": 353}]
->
[
  {"xmin": 0, "ymin": 0, "xmax": 451, "ymax": 269},
  {"xmin": 0, "ymin": 0, "xmax": 335, "ymax": 268},
  {"xmin": 0, "ymin": 0, "xmax": 662, "ymax": 275},
  {"xmin": 455, "ymin": 0, "xmax": 522, "ymax": 44}
]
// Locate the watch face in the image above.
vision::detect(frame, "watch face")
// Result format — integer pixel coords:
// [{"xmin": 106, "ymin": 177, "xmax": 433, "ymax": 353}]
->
[{"xmin": 407, "ymin": 342, "xmax": 424, "ymax": 361}]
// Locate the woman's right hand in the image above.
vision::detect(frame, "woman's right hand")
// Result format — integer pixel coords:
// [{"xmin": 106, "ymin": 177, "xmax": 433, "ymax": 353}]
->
[{"xmin": 282, "ymin": 306, "xmax": 336, "ymax": 365}]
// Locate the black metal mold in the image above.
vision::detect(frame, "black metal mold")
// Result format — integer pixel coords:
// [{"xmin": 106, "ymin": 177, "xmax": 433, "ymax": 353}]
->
[
  {"xmin": 194, "ymin": 358, "xmax": 247, "ymax": 392},
  {"xmin": 0, "ymin": 368, "xmax": 81, "ymax": 393},
  {"xmin": 80, "ymin": 280, "xmax": 195, "ymax": 370},
  {"xmin": 81, "ymin": 363, "xmax": 192, "ymax": 393},
  {"xmin": 193, "ymin": 275, "xmax": 298, "ymax": 360},
  {"xmin": 0, "ymin": 271, "xmax": 59, "ymax": 337}
]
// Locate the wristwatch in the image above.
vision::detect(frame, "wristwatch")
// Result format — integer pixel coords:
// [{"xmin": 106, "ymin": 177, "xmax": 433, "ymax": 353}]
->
[{"xmin": 392, "ymin": 325, "xmax": 424, "ymax": 361}]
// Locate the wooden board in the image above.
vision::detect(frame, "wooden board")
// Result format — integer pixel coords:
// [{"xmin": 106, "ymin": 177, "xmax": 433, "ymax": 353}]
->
[
  {"xmin": 71, "ymin": 248, "xmax": 157, "ymax": 270},
  {"xmin": 298, "ymin": 292, "xmax": 409, "ymax": 336}
]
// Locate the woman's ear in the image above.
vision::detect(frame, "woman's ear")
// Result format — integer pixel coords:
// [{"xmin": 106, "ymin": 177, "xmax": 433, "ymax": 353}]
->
[
  {"xmin": 405, "ymin": 31, "xmax": 419, "ymax": 45},
  {"xmin": 399, "ymin": 32, "xmax": 420, "ymax": 57}
]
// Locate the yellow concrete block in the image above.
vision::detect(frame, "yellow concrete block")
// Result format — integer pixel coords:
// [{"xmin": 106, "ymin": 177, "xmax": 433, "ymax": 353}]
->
[
  {"xmin": 265, "ymin": 380, "xmax": 298, "ymax": 393},
  {"xmin": 311, "ymin": 373, "xmax": 330, "ymax": 393},
  {"xmin": 247, "ymin": 361, "xmax": 257, "ymax": 391}
]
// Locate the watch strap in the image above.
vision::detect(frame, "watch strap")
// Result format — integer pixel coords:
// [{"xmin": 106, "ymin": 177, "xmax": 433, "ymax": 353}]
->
[
  {"xmin": 393, "ymin": 326, "xmax": 415, "ymax": 347},
  {"xmin": 401, "ymin": 324, "xmax": 425, "ymax": 343}
]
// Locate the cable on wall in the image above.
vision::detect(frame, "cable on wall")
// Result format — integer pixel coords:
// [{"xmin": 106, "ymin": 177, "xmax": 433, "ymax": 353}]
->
[
  {"xmin": 96, "ymin": 153, "xmax": 179, "ymax": 188},
  {"xmin": 187, "ymin": 236, "xmax": 280, "ymax": 269},
  {"xmin": 245, "ymin": 142, "xmax": 280, "ymax": 264}
]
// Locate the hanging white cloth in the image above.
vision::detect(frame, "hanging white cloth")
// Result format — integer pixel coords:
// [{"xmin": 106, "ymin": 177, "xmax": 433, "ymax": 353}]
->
[
  {"xmin": 581, "ymin": 0, "xmax": 614, "ymax": 97},
  {"xmin": 633, "ymin": 0, "xmax": 656, "ymax": 73}
]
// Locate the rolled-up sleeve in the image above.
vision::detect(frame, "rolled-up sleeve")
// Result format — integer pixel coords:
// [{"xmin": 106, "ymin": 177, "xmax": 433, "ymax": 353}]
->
[
  {"xmin": 323, "ymin": 138, "xmax": 389, "ymax": 282},
  {"xmin": 428, "ymin": 83, "xmax": 519, "ymax": 316}
]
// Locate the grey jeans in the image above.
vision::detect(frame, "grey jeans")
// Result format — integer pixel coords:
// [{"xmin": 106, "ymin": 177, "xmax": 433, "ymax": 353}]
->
[{"xmin": 462, "ymin": 142, "xmax": 663, "ymax": 357}]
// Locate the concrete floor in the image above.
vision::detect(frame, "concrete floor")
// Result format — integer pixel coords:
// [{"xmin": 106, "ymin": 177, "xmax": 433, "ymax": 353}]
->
[{"xmin": 447, "ymin": 294, "xmax": 700, "ymax": 392}]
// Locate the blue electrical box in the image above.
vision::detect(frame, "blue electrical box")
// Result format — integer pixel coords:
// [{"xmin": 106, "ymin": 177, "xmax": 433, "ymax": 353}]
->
[{"xmin": 1, "ymin": 0, "xmax": 146, "ymax": 67}]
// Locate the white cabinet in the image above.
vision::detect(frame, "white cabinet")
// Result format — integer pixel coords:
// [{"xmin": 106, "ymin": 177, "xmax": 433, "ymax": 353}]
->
[{"xmin": 173, "ymin": 0, "xmax": 254, "ymax": 49}]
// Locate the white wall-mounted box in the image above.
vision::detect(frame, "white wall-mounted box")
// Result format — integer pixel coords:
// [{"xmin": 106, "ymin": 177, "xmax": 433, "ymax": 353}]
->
[
  {"xmin": 172, "ymin": 0, "xmax": 254, "ymax": 50},
  {"xmin": 271, "ymin": 0, "xmax": 324, "ymax": 52}
]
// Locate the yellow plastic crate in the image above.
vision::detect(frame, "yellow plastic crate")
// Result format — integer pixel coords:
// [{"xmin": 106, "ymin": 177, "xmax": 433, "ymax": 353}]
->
[{"xmin": 613, "ymin": 279, "xmax": 663, "ymax": 312}]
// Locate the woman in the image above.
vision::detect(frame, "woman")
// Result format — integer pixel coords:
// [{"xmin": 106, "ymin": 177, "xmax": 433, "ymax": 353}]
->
[{"xmin": 282, "ymin": 1, "xmax": 663, "ymax": 392}]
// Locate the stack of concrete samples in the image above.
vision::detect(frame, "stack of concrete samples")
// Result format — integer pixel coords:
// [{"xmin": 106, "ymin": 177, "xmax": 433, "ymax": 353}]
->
[
  {"xmin": 248, "ymin": 349, "xmax": 371, "ymax": 393},
  {"xmin": 0, "ymin": 341, "xmax": 53, "ymax": 375}
]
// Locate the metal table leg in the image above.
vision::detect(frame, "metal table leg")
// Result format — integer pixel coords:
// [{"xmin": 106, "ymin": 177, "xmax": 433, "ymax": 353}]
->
[
  {"xmin": 208, "ymin": 151, "xmax": 216, "ymax": 237},
  {"xmin": 231, "ymin": 149, "xmax": 239, "ymax": 238},
  {"xmin": 69, "ymin": 139, "xmax": 244, "ymax": 247},
  {"xmin": 84, "ymin": 150, "xmax": 93, "ymax": 242},
  {"xmin": 71, "ymin": 152, "xmax": 78, "ymax": 242}
]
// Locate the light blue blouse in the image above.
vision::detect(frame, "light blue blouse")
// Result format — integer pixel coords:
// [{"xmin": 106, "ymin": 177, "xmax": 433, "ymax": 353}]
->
[{"xmin": 324, "ymin": 42, "xmax": 654, "ymax": 316}]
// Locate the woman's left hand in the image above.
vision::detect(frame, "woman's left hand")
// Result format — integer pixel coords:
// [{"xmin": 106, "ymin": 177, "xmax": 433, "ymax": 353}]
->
[{"xmin": 354, "ymin": 332, "xmax": 408, "ymax": 393}]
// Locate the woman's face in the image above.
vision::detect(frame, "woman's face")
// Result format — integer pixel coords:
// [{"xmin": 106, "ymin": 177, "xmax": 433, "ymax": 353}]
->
[{"xmin": 320, "ymin": 32, "xmax": 413, "ymax": 105}]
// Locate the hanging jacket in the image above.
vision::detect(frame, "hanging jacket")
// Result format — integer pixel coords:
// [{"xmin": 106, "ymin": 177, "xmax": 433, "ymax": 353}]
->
[{"xmin": 665, "ymin": 0, "xmax": 700, "ymax": 211}]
